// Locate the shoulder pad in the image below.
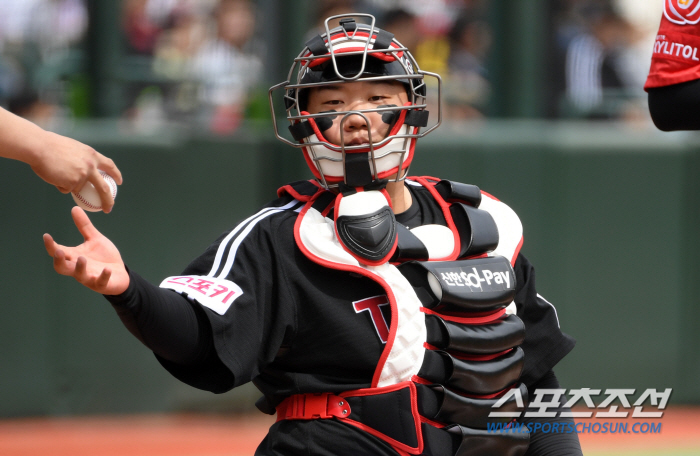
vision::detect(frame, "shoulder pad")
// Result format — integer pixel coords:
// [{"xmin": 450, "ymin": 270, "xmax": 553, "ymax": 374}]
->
[
  {"xmin": 435, "ymin": 180, "xmax": 482, "ymax": 207},
  {"xmin": 478, "ymin": 192, "xmax": 523, "ymax": 265}
]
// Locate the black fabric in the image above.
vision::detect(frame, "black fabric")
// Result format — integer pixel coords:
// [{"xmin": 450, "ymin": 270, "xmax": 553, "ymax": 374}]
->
[
  {"xmin": 513, "ymin": 256, "xmax": 576, "ymax": 388},
  {"xmin": 396, "ymin": 183, "xmax": 447, "ymax": 229},
  {"xmin": 102, "ymin": 180, "xmax": 575, "ymax": 455},
  {"xmin": 520, "ymin": 371, "xmax": 583, "ymax": 456},
  {"xmin": 647, "ymin": 79, "xmax": 700, "ymax": 131},
  {"xmin": 105, "ymin": 270, "xmax": 212, "ymax": 365}
]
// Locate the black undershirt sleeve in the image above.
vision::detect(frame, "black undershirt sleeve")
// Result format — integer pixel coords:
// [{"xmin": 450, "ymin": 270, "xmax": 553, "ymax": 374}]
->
[
  {"xmin": 647, "ymin": 79, "xmax": 700, "ymax": 131},
  {"xmin": 521, "ymin": 370, "xmax": 584, "ymax": 456},
  {"xmin": 104, "ymin": 269, "xmax": 214, "ymax": 366}
]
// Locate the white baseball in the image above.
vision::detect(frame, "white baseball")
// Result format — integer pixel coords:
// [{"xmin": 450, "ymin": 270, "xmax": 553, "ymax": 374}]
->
[{"xmin": 72, "ymin": 170, "xmax": 118, "ymax": 212}]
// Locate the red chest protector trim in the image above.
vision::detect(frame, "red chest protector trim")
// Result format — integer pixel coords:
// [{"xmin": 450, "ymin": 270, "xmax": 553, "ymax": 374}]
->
[{"xmin": 277, "ymin": 177, "xmax": 528, "ymax": 455}]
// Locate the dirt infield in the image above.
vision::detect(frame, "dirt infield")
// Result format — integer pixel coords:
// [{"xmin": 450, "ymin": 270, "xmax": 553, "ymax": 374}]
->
[{"xmin": 0, "ymin": 406, "xmax": 698, "ymax": 455}]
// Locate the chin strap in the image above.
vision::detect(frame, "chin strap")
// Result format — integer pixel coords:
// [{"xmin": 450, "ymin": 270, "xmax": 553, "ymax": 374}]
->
[{"xmin": 334, "ymin": 180, "xmax": 398, "ymax": 266}]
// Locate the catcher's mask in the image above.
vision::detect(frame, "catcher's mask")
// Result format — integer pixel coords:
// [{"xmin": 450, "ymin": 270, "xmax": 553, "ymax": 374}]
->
[{"xmin": 269, "ymin": 13, "xmax": 442, "ymax": 189}]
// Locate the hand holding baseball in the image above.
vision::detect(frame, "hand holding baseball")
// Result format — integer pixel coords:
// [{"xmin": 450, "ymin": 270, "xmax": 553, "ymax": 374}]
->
[
  {"xmin": 72, "ymin": 170, "xmax": 118, "ymax": 212},
  {"xmin": 44, "ymin": 207, "xmax": 130, "ymax": 295},
  {"xmin": 0, "ymin": 108, "xmax": 122, "ymax": 213},
  {"xmin": 31, "ymin": 131, "xmax": 122, "ymax": 213}
]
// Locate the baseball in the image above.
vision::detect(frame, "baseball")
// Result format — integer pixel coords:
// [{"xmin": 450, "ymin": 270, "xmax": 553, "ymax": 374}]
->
[{"xmin": 72, "ymin": 170, "xmax": 118, "ymax": 212}]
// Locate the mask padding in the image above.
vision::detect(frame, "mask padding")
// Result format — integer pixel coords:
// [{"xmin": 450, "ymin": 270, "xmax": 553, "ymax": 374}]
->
[
  {"xmin": 404, "ymin": 110, "xmax": 429, "ymax": 127},
  {"xmin": 288, "ymin": 121, "xmax": 315, "ymax": 141},
  {"xmin": 305, "ymin": 34, "xmax": 328, "ymax": 56},
  {"xmin": 373, "ymin": 29, "xmax": 395, "ymax": 50}
]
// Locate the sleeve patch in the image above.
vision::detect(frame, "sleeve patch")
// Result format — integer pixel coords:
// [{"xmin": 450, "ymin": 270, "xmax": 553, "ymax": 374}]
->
[{"xmin": 159, "ymin": 275, "xmax": 243, "ymax": 315}]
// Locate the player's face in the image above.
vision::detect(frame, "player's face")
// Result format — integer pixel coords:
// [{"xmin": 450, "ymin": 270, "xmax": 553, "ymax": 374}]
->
[{"xmin": 306, "ymin": 80, "xmax": 409, "ymax": 146}]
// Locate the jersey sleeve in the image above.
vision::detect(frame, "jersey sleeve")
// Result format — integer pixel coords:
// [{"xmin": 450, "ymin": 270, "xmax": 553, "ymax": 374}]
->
[
  {"xmin": 158, "ymin": 197, "xmax": 302, "ymax": 392},
  {"xmin": 513, "ymin": 253, "xmax": 576, "ymax": 388},
  {"xmin": 645, "ymin": 6, "xmax": 700, "ymax": 90}
]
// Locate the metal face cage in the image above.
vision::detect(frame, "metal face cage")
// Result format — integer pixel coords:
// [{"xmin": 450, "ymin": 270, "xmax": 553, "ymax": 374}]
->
[{"xmin": 268, "ymin": 13, "xmax": 442, "ymax": 188}]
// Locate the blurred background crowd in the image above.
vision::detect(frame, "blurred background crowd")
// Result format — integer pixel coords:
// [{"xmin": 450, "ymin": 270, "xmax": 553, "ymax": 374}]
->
[{"xmin": 0, "ymin": 0, "xmax": 664, "ymax": 135}]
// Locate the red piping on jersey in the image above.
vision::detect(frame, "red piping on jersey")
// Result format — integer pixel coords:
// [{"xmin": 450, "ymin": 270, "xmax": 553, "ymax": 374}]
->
[
  {"xmin": 421, "ymin": 307, "xmax": 506, "ymax": 325},
  {"xmin": 276, "ymin": 181, "xmax": 324, "ymax": 200},
  {"xmin": 293, "ymin": 198, "xmax": 399, "ymax": 388},
  {"xmin": 413, "ymin": 176, "xmax": 461, "ymax": 261}
]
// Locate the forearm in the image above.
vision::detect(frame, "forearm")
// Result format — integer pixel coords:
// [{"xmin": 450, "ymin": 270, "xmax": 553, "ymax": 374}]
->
[
  {"xmin": 0, "ymin": 107, "xmax": 50, "ymax": 165},
  {"xmin": 104, "ymin": 269, "xmax": 215, "ymax": 365}
]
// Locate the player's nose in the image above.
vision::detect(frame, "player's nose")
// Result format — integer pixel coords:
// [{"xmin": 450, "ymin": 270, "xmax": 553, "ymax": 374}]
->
[{"xmin": 341, "ymin": 111, "xmax": 370, "ymax": 131}]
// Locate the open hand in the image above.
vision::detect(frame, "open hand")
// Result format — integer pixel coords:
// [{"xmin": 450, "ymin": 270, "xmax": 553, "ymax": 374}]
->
[{"xmin": 44, "ymin": 207, "xmax": 130, "ymax": 295}]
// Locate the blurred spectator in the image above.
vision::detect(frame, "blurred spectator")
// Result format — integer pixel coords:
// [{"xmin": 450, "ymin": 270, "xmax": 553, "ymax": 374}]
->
[
  {"xmin": 444, "ymin": 10, "xmax": 491, "ymax": 119},
  {"xmin": 554, "ymin": 0, "xmax": 649, "ymax": 120},
  {"xmin": 189, "ymin": 0, "xmax": 264, "ymax": 134},
  {"xmin": 0, "ymin": 0, "xmax": 87, "ymax": 126},
  {"xmin": 123, "ymin": 0, "xmax": 164, "ymax": 55}
]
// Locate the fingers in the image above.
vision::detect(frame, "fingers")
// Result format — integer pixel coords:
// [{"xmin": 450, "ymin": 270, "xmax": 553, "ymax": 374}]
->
[
  {"xmin": 86, "ymin": 169, "xmax": 115, "ymax": 213},
  {"xmin": 96, "ymin": 153, "xmax": 123, "ymax": 185},
  {"xmin": 43, "ymin": 233, "xmax": 57, "ymax": 257},
  {"xmin": 52, "ymin": 249, "xmax": 75, "ymax": 276},
  {"xmin": 53, "ymin": 251, "xmax": 112, "ymax": 291},
  {"xmin": 71, "ymin": 206, "xmax": 101, "ymax": 240}
]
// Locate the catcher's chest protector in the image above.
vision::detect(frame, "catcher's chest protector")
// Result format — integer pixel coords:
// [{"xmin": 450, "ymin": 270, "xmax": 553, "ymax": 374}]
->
[{"xmin": 278, "ymin": 177, "xmax": 530, "ymax": 456}]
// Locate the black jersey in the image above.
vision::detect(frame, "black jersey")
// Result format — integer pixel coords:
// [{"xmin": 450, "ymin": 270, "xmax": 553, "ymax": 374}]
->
[
  {"xmin": 155, "ymin": 180, "xmax": 573, "ymax": 394},
  {"xmin": 111, "ymin": 178, "xmax": 576, "ymax": 455}
]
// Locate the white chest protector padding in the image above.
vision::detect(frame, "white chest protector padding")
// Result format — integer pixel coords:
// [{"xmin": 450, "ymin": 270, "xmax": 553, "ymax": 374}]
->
[
  {"xmin": 299, "ymin": 207, "xmax": 426, "ymax": 387},
  {"xmin": 409, "ymin": 224, "xmax": 455, "ymax": 259}
]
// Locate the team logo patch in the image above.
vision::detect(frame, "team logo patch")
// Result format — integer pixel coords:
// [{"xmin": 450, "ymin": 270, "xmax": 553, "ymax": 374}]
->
[
  {"xmin": 353, "ymin": 295, "xmax": 390, "ymax": 343},
  {"xmin": 665, "ymin": 0, "xmax": 700, "ymax": 25},
  {"xmin": 160, "ymin": 275, "xmax": 243, "ymax": 315}
]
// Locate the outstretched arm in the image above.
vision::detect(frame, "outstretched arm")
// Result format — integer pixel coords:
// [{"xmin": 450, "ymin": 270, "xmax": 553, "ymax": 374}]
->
[
  {"xmin": 44, "ymin": 206, "xmax": 217, "ymax": 366},
  {"xmin": 0, "ymin": 107, "xmax": 122, "ymax": 213},
  {"xmin": 44, "ymin": 206, "xmax": 130, "ymax": 295}
]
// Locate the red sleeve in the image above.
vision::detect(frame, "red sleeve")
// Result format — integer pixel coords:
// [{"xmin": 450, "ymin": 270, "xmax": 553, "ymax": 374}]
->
[{"xmin": 645, "ymin": 1, "xmax": 700, "ymax": 90}]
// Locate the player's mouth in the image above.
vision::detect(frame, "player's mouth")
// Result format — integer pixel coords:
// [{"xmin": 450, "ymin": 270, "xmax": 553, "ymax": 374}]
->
[{"xmin": 346, "ymin": 137, "xmax": 372, "ymax": 146}]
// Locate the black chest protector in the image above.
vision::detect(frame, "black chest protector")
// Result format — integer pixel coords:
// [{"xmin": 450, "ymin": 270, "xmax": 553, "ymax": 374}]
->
[{"xmin": 275, "ymin": 177, "xmax": 530, "ymax": 456}]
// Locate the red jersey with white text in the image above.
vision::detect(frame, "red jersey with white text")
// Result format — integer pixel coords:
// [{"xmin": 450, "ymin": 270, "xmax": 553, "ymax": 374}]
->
[{"xmin": 645, "ymin": 1, "xmax": 700, "ymax": 89}]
